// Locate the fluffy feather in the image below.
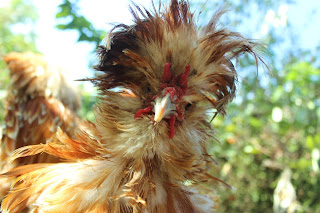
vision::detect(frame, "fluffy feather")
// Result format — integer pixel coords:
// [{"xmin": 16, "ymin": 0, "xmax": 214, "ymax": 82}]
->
[
  {"xmin": 1, "ymin": 1, "xmax": 267, "ymax": 212},
  {"xmin": 0, "ymin": 52, "xmax": 81, "ymax": 200}
]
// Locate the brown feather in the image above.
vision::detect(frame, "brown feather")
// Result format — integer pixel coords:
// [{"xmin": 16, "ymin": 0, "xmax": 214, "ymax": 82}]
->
[{"xmin": 0, "ymin": 52, "xmax": 81, "ymax": 199}]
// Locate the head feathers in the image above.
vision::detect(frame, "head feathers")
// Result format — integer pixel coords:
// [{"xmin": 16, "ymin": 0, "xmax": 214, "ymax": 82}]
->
[{"xmin": 92, "ymin": 0, "xmax": 266, "ymax": 115}]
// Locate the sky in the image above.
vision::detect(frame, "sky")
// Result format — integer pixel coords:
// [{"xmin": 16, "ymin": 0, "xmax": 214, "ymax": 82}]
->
[
  {"xmin": 33, "ymin": 0, "xmax": 153, "ymax": 84},
  {"xmin": 3, "ymin": 0, "xmax": 320, "ymax": 85}
]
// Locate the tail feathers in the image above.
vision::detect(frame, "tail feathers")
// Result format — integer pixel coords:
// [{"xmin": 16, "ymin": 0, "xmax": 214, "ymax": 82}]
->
[
  {"xmin": 1, "ymin": 52, "xmax": 83, "ymax": 201},
  {"xmin": 4, "ymin": 52, "xmax": 60, "ymax": 98},
  {"xmin": 3, "ymin": 52, "xmax": 81, "ymax": 110}
]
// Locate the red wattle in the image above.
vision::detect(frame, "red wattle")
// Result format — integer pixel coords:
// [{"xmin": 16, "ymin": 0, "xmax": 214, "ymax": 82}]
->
[{"xmin": 134, "ymin": 106, "xmax": 153, "ymax": 119}]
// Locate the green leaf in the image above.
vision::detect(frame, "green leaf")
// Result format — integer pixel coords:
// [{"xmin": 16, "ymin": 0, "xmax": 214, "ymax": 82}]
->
[
  {"xmin": 306, "ymin": 135, "xmax": 314, "ymax": 149},
  {"xmin": 56, "ymin": 9, "xmax": 70, "ymax": 18},
  {"xmin": 56, "ymin": 24, "xmax": 68, "ymax": 30}
]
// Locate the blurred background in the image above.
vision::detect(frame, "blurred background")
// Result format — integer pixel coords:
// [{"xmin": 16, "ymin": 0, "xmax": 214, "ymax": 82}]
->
[{"xmin": 0, "ymin": 0, "xmax": 319, "ymax": 212}]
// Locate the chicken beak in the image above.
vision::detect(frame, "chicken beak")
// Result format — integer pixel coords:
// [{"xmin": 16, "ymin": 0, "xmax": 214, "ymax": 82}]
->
[{"xmin": 153, "ymin": 93, "xmax": 176, "ymax": 123}]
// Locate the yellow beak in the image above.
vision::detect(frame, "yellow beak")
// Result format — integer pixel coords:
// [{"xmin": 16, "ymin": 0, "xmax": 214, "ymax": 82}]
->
[{"xmin": 153, "ymin": 93, "xmax": 176, "ymax": 123}]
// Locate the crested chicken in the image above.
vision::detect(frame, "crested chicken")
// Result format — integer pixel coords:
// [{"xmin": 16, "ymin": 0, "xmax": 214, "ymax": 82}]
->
[
  {"xmin": 1, "ymin": 1, "xmax": 266, "ymax": 212},
  {"xmin": 0, "ymin": 52, "xmax": 81, "ymax": 200}
]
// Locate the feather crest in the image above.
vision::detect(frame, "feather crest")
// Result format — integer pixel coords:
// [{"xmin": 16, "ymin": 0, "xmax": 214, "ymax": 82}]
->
[{"xmin": 91, "ymin": 0, "xmax": 267, "ymax": 114}]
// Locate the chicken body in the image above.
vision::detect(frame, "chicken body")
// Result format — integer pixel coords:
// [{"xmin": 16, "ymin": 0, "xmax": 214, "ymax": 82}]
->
[
  {"xmin": 1, "ymin": 1, "xmax": 266, "ymax": 212},
  {"xmin": 0, "ymin": 52, "xmax": 81, "ymax": 200}
]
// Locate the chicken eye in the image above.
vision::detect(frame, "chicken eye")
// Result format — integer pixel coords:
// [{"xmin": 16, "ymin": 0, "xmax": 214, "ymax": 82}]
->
[
  {"xmin": 185, "ymin": 103, "xmax": 192, "ymax": 111},
  {"xmin": 146, "ymin": 85, "xmax": 152, "ymax": 93}
]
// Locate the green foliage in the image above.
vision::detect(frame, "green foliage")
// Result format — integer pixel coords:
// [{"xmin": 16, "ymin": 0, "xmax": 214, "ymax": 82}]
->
[
  {"xmin": 56, "ymin": 0, "xmax": 105, "ymax": 47},
  {"xmin": 0, "ymin": 0, "xmax": 39, "ymax": 122},
  {"xmin": 78, "ymin": 85, "xmax": 98, "ymax": 122},
  {"xmin": 210, "ymin": 61, "xmax": 320, "ymax": 212},
  {"xmin": 0, "ymin": 0, "xmax": 38, "ymax": 55}
]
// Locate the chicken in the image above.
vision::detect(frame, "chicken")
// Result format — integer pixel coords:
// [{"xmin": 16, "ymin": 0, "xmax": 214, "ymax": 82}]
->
[
  {"xmin": 0, "ymin": 52, "xmax": 81, "ymax": 200},
  {"xmin": 1, "ymin": 1, "xmax": 266, "ymax": 212}
]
